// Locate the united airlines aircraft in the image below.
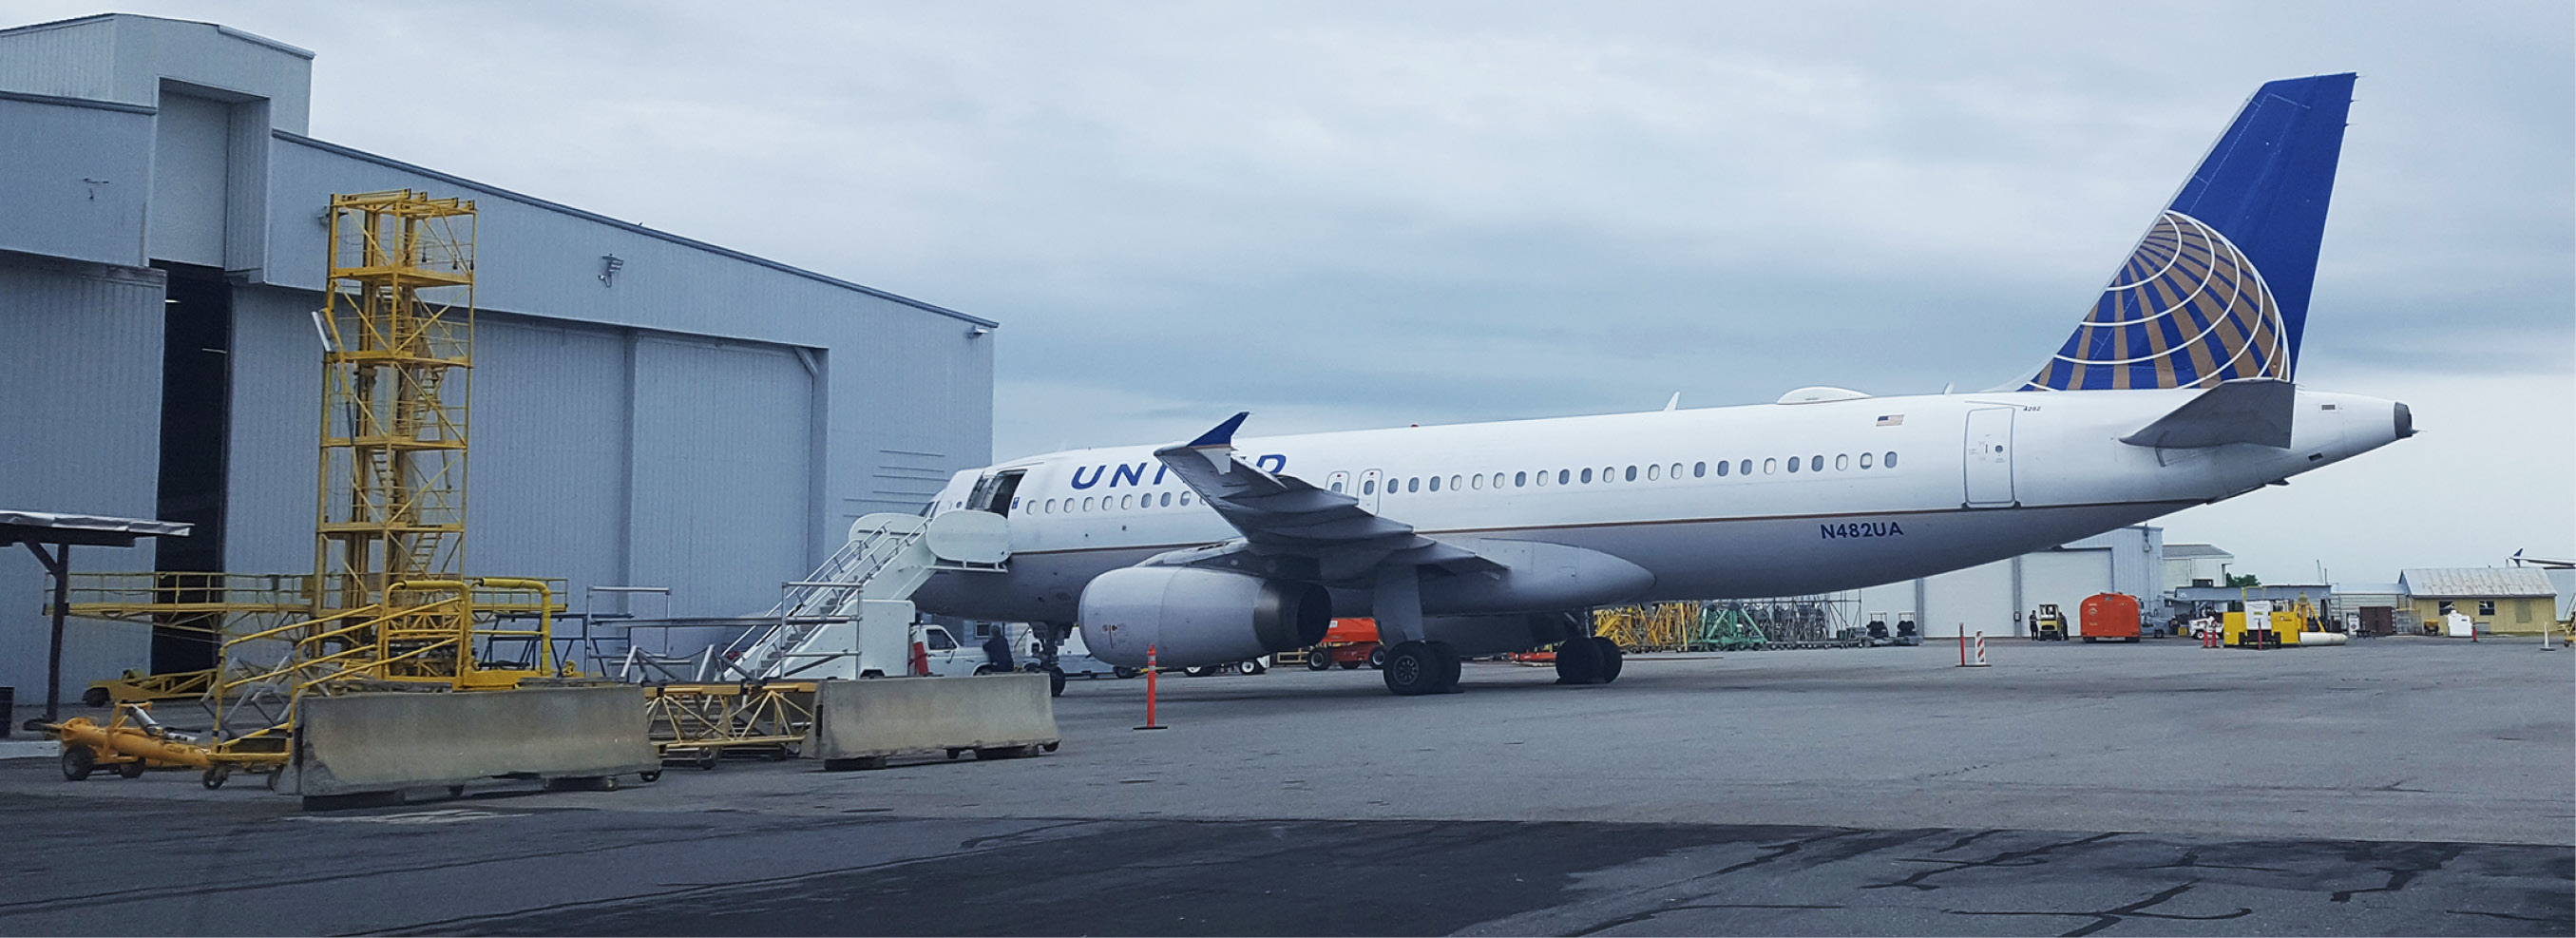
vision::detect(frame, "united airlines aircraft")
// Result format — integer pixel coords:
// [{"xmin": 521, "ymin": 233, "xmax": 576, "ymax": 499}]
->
[{"xmin": 910, "ymin": 74, "xmax": 2413, "ymax": 696}]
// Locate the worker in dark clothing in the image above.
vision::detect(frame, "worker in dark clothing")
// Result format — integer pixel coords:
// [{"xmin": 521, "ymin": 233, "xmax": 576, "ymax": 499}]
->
[{"xmin": 982, "ymin": 630, "xmax": 1015, "ymax": 672}]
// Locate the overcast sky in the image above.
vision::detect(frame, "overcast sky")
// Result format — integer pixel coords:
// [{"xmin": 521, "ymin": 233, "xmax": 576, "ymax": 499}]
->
[{"xmin": 31, "ymin": 1, "xmax": 2572, "ymax": 584}]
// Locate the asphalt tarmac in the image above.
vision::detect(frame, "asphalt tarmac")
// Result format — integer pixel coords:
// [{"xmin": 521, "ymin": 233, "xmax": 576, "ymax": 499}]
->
[{"xmin": 2, "ymin": 637, "xmax": 2567, "ymax": 935}]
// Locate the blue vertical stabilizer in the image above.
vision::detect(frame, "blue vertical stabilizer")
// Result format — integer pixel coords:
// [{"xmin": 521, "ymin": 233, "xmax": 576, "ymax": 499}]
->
[{"xmin": 2031, "ymin": 74, "xmax": 2355, "ymax": 391}]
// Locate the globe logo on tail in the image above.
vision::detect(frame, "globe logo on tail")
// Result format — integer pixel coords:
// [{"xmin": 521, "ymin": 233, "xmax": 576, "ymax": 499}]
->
[{"xmin": 2028, "ymin": 210, "xmax": 2292, "ymax": 391}]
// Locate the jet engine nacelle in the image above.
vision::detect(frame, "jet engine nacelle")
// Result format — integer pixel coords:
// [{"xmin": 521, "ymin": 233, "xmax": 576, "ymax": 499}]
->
[{"xmin": 1078, "ymin": 566, "xmax": 1332, "ymax": 668}]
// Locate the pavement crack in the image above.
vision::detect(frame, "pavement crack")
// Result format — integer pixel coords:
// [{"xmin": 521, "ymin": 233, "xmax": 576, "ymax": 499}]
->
[
  {"xmin": 1569, "ymin": 902, "xmax": 1844, "ymax": 936},
  {"xmin": 2328, "ymin": 843, "xmax": 2468, "ymax": 903},
  {"xmin": 1929, "ymin": 829, "xmax": 2004, "ymax": 854},
  {"xmin": 1861, "ymin": 832, "xmax": 2121, "ymax": 892},
  {"xmin": 1945, "ymin": 880, "xmax": 2253, "ymax": 937},
  {"xmin": 2144, "ymin": 849, "xmax": 2286, "ymax": 872}
]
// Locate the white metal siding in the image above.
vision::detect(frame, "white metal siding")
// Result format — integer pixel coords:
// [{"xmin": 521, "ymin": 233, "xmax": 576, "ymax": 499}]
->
[
  {"xmin": 1922, "ymin": 559, "xmax": 2013, "ymax": 638},
  {"xmin": 221, "ymin": 285, "xmax": 323, "ymax": 574},
  {"xmin": 465, "ymin": 316, "xmax": 632, "ymax": 609},
  {"xmin": 0, "ymin": 257, "xmax": 167, "ymax": 699},
  {"xmin": 0, "ymin": 96, "xmax": 155, "ymax": 266},
  {"xmin": 628, "ymin": 335, "xmax": 815, "ymax": 625},
  {"xmin": 2024, "ymin": 549, "xmax": 2112, "ymax": 635},
  {"xmin": 148, "ymin": 90, "xmax": 229, "ymax": 266}
]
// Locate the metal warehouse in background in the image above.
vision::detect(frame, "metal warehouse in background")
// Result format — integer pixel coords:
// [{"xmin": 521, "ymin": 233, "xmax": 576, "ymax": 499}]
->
[{"xmin": 0, "ymin": 13, "xmax": 996, "ymax": 700}]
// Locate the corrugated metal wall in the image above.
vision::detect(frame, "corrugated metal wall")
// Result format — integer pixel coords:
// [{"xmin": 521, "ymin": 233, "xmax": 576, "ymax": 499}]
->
[
  {"xmin": 0, "ymin": 257, "xmax": 167, "ymax": 699},
  {"xmin": 628, "ymin": 335, "xmax": 815, "ymax": 624},
  {"xmin": 4, "ymin": 77, "xmax": 994, "ymax": 695}
]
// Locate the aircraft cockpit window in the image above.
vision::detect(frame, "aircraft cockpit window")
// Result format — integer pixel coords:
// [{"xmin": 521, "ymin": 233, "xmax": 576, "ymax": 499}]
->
[
  {"xmin": 1884, "ymin": 451, "xmax": 1899, "ymax": 468},
  {"xmin": 1860, "ymin": 452, "xmax": 1873, "ymax": 469},
  {"xmin": 1836, "ymin": 454, "xmax": 1850, "ymax": 470}
]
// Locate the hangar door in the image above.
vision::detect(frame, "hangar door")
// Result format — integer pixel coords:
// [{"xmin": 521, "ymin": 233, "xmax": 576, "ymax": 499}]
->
[
  {"xmin": 629, "ymin": 335, "xmax": 816, "ymax": 626},
  {"xmin": 2024, "ymin": 549, "xmax": 2113, "ymax": 636}
]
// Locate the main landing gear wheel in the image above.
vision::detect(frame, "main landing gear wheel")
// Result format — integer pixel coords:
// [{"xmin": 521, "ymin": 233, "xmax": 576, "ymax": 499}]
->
[
  {"xmin": 1381, "ymin": 641, "xmax": 1462, "ymax": 696},
  {"xmin": 1555, "ymin": 636, "xmax": 1604, "ymax": 684},
  {"xmin": 1592, "ymin": 637, "xmax": 1624, "ymax": 684}
]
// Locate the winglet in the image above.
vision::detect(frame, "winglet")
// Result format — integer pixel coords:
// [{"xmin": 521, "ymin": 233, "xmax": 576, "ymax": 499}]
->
[{"xmin": 1187, "ymin": 412, "xmax": 1251, "ymax": 448}]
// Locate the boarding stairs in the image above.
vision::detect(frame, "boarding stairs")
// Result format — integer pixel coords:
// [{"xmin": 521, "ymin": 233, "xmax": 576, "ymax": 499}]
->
[{"xmin": 716, "ymin": 510, "xmax": 1009, "ymax": 680}]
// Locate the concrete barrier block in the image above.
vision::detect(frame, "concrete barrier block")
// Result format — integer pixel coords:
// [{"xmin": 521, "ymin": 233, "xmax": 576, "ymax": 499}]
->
[
  {"xmin": 810, "ymin": 674, "xmax": 1059, "ymax": 770},
  {"xmin": 296, "ymin": 684, "xmax": 658, "ymax": 797}
]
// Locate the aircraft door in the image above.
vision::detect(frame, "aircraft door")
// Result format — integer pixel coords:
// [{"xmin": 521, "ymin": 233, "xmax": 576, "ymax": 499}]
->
[
  {"xmin": 967, "ymin": 469, "xmax": 1026, "ymax": 516},
  {"xmin": 1358, "ymin": 469, "xmax": 1385, "ymax": 513},
  {"xmin": 1963, "ymin": 408, "xmax": 2015, "ymax": 507}
]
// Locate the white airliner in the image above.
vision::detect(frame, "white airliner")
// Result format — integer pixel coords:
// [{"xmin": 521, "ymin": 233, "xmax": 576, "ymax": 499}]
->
[{"xmin": 909, "ymin": 73, "xmax": 2414, "ymax": 696}]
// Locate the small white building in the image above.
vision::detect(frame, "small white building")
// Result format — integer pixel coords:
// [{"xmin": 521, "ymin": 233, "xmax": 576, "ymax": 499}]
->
[{"xmin": 2163, "ymin": 544, "xmax": 2236, "ymax": 588}]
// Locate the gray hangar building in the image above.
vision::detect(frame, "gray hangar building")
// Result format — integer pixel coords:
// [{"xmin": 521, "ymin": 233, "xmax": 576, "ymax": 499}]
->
[{"xmin": 0, "ymin": 13, "xmax": 996, "ymax": 701}]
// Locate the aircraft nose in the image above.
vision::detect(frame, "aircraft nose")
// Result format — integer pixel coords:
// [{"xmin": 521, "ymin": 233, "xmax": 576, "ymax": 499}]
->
[{"xmin": 2395, "ymin": 401, "xmax": 2414, "ymax": 440}]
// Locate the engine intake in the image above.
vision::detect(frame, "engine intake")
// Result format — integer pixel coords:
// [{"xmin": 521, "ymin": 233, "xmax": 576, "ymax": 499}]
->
[{"xmin": 1077, "ymin": 567, "xmax": 1331, "ymax": 668}]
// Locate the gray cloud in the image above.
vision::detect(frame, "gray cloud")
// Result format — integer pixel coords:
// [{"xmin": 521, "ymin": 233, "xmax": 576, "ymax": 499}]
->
[{"xmin": 24, "ymin": 0, "xmax": 2569, "ymax": 577}]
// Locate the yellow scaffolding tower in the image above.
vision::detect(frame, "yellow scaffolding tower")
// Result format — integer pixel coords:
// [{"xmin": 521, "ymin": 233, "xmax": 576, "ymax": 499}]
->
[{"xmin": 49, "ymin": 191, "xmax": 568, "ymax": 788}]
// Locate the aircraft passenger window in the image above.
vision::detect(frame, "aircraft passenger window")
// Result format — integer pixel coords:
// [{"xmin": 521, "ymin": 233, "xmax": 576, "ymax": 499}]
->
[
  {"xmin": 1470, "ymin": 474, "xmax": 1482, "ymax": 489},
  {"xmin": 1536, "ymin": 471, "xmax": 1549, "ymax": 487},
  {"xmin": 1884, "ymin": 451, "xmax": 1898, "ymax": 468},
  {"xmin": 1580, "ymin": 469, "xmax": 1593, "ymax": 483},
  {"xmin": 1646, "ymin": 465, "xmax": 1659, "ymax": 481},
  {"xmin": 1364, "ymin": 480, "xmax": 1376, "ymax": 494},
  {"xmin": 1787, "ymin": 457, "xmax": 1800, "ymax": 473},
  {"xmin": 1428, "ymin": 476, "xmax": 1441, "ymax": 492},
  {"xmin": 1160, "ymin": 491, "xmax": 1173, "ymax": 507},
  {"xmin": 1670, "ymin": 463, "xmax": 1683, "ymax": 479},
  {"xmin": 1860, "ymin": 452, "xmax": 1873, "ymax": 469},
  {"xmin": 1120, "ymin": 494, "xmax": 1134, "ymax": 509},
  {"xmin": 1083, "ymin": 497, "xmax": 1096, "ymax": 510},
  {"xmin": 1836, "ymin": 454, "xmax": 1849, "ymax": 470},
  {"xmin": 1810, "ymin": 455, "xmax": 1823, "ymax": 472},
  {"xmin": 1558, "ymin": 469, "xmax": 1571, "ymax": 485},
  {"xmin": 1408, "ymin": 478, "xmax": 1421, "ymax": 492},
  {"xmin": 1181, "ymin": 491, "xmax": 1193, "ymax": 505},
  {"xmin": 1451, "ymin": 474, "xmax": 1463, "ymax": 490},
  {"xmin": 1331, "ymin": 481, "xmax": 1344, "ymax": 493},
  {"xmin": 1739, "ymin": 459, "xmax": 1752, "ymax": 476},
  {"xmin": 1603, "ymin": 466, "xmax": 1615, "ymax": 481},
  {"xmin": 1516, "ymin": 471, "xmax": 1527, "ymax": 487},
  {"xmin": 1714, "ymin": 460, "xmax": 1728, "ymax": 477},
  {"xmin": 1492, "ymin": 472, "xmax": 1505, "ymax": 488},
  {"xmin": 1763, "ymin": 459, "xmax": 1776, "ymax": 474}
]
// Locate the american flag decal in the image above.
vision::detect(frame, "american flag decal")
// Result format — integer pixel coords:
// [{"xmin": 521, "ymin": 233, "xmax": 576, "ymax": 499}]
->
[{"xmin": 1876, "ymin": 414, "xmax": 1903, "ymax": 427}]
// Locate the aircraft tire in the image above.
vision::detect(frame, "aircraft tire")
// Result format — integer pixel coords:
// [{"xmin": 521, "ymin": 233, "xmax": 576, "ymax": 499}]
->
[
  {"xmin": 1555, "ymin": 636, "xmax": 1602, "ymax": 684},
  {"xmin": 1428, "ymin": 641, "xmax": 1462, "ymax": 693},
  {"xmin": 1381, "ymin": 641, "xmax": 1441, "ymax": 696},
  {"xmin": 1593, "ymin": 637, "xmax": 1624, "ymax": 684}
]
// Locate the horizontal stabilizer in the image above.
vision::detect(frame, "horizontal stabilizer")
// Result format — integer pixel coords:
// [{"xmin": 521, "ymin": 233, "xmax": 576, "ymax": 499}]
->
[{"xmin": 2119, "ymin": 379, "xmax": 2295, "ymax": 449}]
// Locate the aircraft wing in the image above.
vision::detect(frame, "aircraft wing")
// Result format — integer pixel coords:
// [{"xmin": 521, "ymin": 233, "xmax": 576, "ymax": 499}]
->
[
  {"xmin": 2119, "ymin": 378, "xmax": 2295, "ymax": 449},
  {"xmin": 1149, "ymin": 412, "xmax": 1500, "ymax": 583}
]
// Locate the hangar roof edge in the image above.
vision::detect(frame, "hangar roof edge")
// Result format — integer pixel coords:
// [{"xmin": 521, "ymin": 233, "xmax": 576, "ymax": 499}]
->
[{"xmin": 275, "ymin": 129, "xmax": 1002, "ymax": 329}]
